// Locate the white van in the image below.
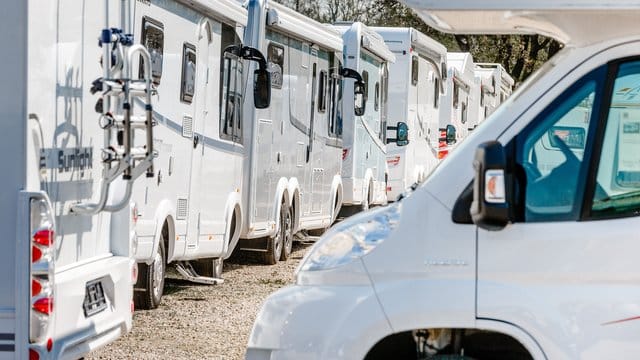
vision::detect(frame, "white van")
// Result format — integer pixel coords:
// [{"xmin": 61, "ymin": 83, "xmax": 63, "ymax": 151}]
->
[
  {"xmin": 237, "ymin": 0, "xmax": 361, "ymax": 264},
  {"xmin": 438, "ymin": 52, "xmax": 477, "ymax": 159},
  {"xmin": 333, "ymin": 22, "xmax": 396, "ymax": 212},
  {"xmin": 128, "ymin": 0, "xmax": 256, "ymax": 309},
  {"xmin": 473, "ymin": 63, "xmax": 515, "ymax": 124},
  {"xmin": 373, "ymin": 27, "xmax": 447, "ymax": 201},
  {"xmin": 9, "ymin": 0, "xmax": 155, "ymax": 358},
  {"xmin": 247, "ymin": 2, "xmax": 640, "ymax": 359}
]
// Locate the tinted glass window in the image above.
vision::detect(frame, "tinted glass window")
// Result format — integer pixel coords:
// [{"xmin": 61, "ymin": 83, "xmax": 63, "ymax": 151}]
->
[
  {"xmin": 411, "ymin": 56, "xmax": 418, "ymax": 86},
  {"xmin": 268, "ymin": 43, "xmax": 284, "ymax": 89},
  {"xmin": 180, "ymin": 43, "xmax": 196, "ymax": 103},
  {"xmin": 319, "ymin": 70, "xmax": 327, "ymax": 113},
  {"xmin": 140, "ymin": 17, "xmax": 164, "ymax": 85}
]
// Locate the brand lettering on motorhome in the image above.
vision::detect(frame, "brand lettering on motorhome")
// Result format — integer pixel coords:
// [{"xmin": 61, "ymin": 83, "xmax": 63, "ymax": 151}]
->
[{"xmin": 39, "ymin": 147, "xmax": 93, "ymax": 174}]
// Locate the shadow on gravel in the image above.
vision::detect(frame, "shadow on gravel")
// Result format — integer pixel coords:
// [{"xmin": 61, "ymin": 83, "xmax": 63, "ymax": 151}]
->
[{"xmin": 225, "ymin": 241, "xmax": 313, "ymax": 267}]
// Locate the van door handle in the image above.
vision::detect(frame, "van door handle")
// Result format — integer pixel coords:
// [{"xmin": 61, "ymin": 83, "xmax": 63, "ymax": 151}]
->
[{"xmin": 193, "ymin": 135, "xmax": 199, "ymax": 148}]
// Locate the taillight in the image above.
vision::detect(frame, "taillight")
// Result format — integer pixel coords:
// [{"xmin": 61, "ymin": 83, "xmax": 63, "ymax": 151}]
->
[
  {"xmin": 29, "ymin": 348, "xmax": 40, "ymax": 360},
  {"xmin": 33, "ymin": 298, "xmax": 53, "ymax": 315},
  {"xmin": 342, "ymin": 148, "xmax": 349, "ymax": 161},
  {"xmin": 438, "ymin": 129, "xmax": 449, "ymax": 160},
  {"xmin": 29, "ymin": 198, "xmax": 55, "ymax": 344}
]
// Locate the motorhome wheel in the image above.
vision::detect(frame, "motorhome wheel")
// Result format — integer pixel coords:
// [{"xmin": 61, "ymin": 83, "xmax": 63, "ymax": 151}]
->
[
  {"xmin": 263, "ymin": 223, "xmax": 284, "ymax": 265},
  {"xmin": 280, "ymin": 204, "xmax": 293, "ymax": 261},
  {"xmin": 192, "ymin": 257, "xmax": 224, "ymax": 279},
  {"xmin": 134, "ymin": 234, "xmax": 166, "ymax": 310}
]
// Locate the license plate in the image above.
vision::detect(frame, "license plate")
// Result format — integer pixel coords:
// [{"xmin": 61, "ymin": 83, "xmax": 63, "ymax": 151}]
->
[{"xmin": 83, "ymin": 280, "xmax": 107, "ymax": 317}]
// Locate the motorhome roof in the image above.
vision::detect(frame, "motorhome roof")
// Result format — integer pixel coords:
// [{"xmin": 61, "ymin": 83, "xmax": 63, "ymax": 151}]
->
[
  {"xmin": 399, "ymin": 0, "xmax": 640, "ymax": 46},
  {"xmin": 176, "ymin": 0, "xmax": 247, "ymax": 26},
  {"xmin": 475, "ymin": 63, "xmax": 515, "ymax": 87},
  {"xmin": 447, "ymin": 52, "xmax": 474, "ymax": 88},
  {"xmin": 334, "ymin": 22, "xmax": 396, "ymax": 63},
  {"xmin": 373, "ymin": 27, "xmax": 446, "ymax": 64},
  {"xmin": 267, "ymin": 2, "xmax": 342, "ymax": 53}
]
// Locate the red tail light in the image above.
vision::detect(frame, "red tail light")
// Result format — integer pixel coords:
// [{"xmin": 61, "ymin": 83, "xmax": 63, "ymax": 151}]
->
[
  {"xmin": 32, "ymin": 280, "xmax": 42, "ymax": 296},
  {"xmin": 33, "ymin": 298, "xmax": 53, "ymax": 315},
  {"xmin": 33, "ymin": 229, "xmax": 54, "ymax": 247},
  {"xmin": 32, "ymin": 246, "xmax": 42, "ymax": 263},
  {"xmin": 438, "ymin": 149, "xmax": 449, "ymax": 159},
  {"xmin": 29, "ymin": 349, "xmax": 40, "ymax": 360},
  {"xmin": 342, "ymin": 148, "xmax": 349, "ymax": 161}
]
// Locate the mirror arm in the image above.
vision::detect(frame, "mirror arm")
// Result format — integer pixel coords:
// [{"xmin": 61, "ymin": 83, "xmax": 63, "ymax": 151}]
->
[
  {"xmin": 240, "ymin": 45, "xmax": 268, "ymax": 70},
  {"xmin": 340, "ymin": 67, "xmax": 363, "ymax": 83}
]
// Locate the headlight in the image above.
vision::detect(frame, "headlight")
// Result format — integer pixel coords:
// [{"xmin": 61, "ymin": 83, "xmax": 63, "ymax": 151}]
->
[{"xmin": 299, "ymin": 203, "xmax": 401, "ymax": 272}]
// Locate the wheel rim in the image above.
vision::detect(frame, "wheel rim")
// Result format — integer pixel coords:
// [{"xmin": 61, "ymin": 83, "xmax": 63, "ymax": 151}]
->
[
  {"xmin": 152, "ymin": 248, "xmax": 164, "ymax": 299},
  {"xmin": 273, "ymin": 223, "xmax": 283, "ymax": 258},
  {"xmin": 282, "ymin": 207, "xmax": 292, "ymax": 256},
  {"xmin": 214, "ymin": 258, "xmax": 223, "ymax": 277}
]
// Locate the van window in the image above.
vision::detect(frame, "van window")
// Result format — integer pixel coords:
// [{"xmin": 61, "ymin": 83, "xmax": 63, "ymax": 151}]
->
[
  {"xmin": 453, "ymin": 84, "xmax": 459, "ymax": 108},
  {"xmin": 591, "ymin": 61, "xmax": 640, "ymax": 218},
  {"xmin": 267, "ymin": 42, "xmax": 284, "ymax": 89},
  {"xmin": 516, "ymin": 66, "xmax": 606, "ymax": 222},
  {"xmin": 411, "ymin": 56, "xmax": 418, "ymax": 86},
  {"xmin": 362, "ymin": 70, "xmax": 369, "ymax": 101},
  {"xmin": 318, "ymin": 70, "xmax": 327, "ymax": 113},
  {"xmin": 461, "ymin": 101, "xmax": 467, "ymax": 124},
  {"xmin": 180, "ymin": 43, "xmax": 196, "ymax": 103},
  {"xmin": 140, "ymin": 17, "xmax": 164, "ymax": 85},
  {"xmin": 434, "ymin": 78, "xmax": 440, "ymax": 109},
  {"xmin": 374, "ymin": 82, "xmax": 380, "ymax": 112},
  {"xmin": 328, "ymin": 62, "xmax": 343, "ymax": 138},
  {"xmin": 220, "ymin": 51, "xmax": 243, "ymax": 143}
]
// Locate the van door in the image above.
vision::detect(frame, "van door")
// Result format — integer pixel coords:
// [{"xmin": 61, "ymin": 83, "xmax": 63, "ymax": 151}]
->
[{"xmin": 476, "ymin": 59, "xmax": 640, "ymax": 357}]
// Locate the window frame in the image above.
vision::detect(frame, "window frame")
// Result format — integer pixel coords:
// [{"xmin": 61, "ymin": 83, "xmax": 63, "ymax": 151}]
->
[
  {"xmin": 511, "ymin": 64, "xmax": 608, "ymax": 223},
  {"xmin": 180, "ymin": 43, "xmax": 197, "ymax": 104},
  {"xmin": 411, "ymin": 55, "xmax": 419, "ymax": 86},
  {"xmin": 140, "ymin": 16, "xmax": 164, "ymax": 85},
  {"xmin": 267, "ymin": 42, "xmax": 285, "ymax": 89},
  {"xmin": 318, "ymin": 70, "xmax": 328, "ymax": 113}
]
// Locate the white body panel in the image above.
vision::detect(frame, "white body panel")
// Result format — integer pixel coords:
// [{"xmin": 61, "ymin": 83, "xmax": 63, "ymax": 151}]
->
[
  {"xmin": 439, "ymin": 52, "xmax": 477, "ymax": 151},
  {"xmin": 334, "ymin": 22, "xmax": 396, "ymax": 208},
  {"xmin": 239, "ymin": 0, "xmax": 344, "ymax": 242},
  {"xmin": 130, "ymin": 0, "xmax": 246, "ymax": 265},
  {"xmin": 473, "ymin": 63, "xmax": 514, "ymax": 125},
  {"xmin": 2, "ymin": 1, "xmax": 139, "ymax": 358},
  {"xmin": 247, "ymin": 6, "xmax": 640, "ymax": 359},
  {"xmin": 373, "ymin": 27, "xmax": 446, "ymax": 200}
]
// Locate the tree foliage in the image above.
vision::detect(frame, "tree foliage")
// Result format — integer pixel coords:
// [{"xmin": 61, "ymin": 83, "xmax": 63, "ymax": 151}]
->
[{"xmin": 274, "ymin": 0, "xmax": 562, "ymax": 83}]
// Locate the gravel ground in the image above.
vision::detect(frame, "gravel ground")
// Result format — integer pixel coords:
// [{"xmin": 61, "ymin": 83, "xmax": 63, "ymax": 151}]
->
[{"xmin": 88, "ymin": 241, "xmax": 314, "ymax": 360}]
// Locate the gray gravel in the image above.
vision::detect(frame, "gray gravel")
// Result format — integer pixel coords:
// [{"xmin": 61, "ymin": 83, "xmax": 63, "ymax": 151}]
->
[{"xmin": 88, "ymin": 242, "xmax": 313, "ymax": 360}]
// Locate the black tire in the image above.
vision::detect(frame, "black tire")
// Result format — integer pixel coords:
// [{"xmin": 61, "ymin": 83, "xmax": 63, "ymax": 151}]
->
[
  {"xmin": 192, "ymin": 257, "xmax": 223, "ymax": 278},
  {"xmin": 262, "ymin": 204, "xmax": 285, "ymax": 265},
  {"xmin": 280, "ymin": 204, "xmax": 293, "ymax": 261},
  {"xmin": 133, "ymin": 232, "xmax": 166, "ymax": 310}
]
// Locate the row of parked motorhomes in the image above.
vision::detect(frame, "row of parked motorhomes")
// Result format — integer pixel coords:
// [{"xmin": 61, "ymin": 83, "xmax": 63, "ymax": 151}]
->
[{"xmin": 1, "ymin": 0, "xmax": 515, "ymax": 358}]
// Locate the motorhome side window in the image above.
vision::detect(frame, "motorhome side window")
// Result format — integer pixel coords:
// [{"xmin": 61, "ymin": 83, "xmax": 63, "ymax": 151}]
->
[
  {"xmin": 220, "ymin": 48, "xmax": 243, "ymax": 143},
  {"xmin": 411, "ymin": 56, "xmax": 418, "ymax": 86},
  {"xmin": 267, "ymin": 42, "xmax": 284, "ymax": 89},
  {"xmin": 374, "ymin": 82, "xmax": 380, "ymax": 111},
  {"xmin": 362, "ymin": 70, "xmax": 369, "ymax": 100},
  {"xmin": 318, "ymin": 70, "xmax": 327, "ymax": 113},
  {"xmin": 516, "ymin": 65, "xmax": 606, "ymax": 222},
  {"xmin": 453, "ymin": 83, "xmax": 459, "ymax": 108},
  {"xmin": 434, "ymin": 78, "xmax": 440, "ymax": 108},
  {"xmin": 328, "ymin": 62, "xmax": 343, "ymax": 138},
  {"xmin": 591, "ymin": 60, "xmax": 640, "ymax": 219},
  {"xmin": 180, "ymin": 43, "xmax": 196, "ymax": 103},
  {"xmin": 461, "ymin": 102, "xmax": 467, "ymax": 124},
  {"xmin": 140, "ymin": 17, "xmax": 164, "ymax": 85}
]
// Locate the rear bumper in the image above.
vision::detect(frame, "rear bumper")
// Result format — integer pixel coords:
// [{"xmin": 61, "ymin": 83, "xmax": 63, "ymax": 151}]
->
[{"xmin": 35, "ymin": 256, "xmax": 133, "ymax": 359}]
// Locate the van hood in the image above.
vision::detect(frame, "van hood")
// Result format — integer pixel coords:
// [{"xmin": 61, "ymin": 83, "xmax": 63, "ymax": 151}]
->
[{"xmin": 400, "ymin": 1, "xmax": 640, "ymax": 46}]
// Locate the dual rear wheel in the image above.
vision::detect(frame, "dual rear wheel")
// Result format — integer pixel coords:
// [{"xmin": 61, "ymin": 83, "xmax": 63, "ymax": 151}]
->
[{"xmin": 263, "ymin": 201, "xmax": 293, "ymax": 265}]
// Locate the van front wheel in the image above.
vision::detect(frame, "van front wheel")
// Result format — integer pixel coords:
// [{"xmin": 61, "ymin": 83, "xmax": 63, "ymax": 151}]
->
[{"xmin": 134, "ymin": 236, "xmax": 166, "ymax": 310}]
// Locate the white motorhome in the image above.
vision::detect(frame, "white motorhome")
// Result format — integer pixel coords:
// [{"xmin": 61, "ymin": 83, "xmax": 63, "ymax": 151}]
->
[
  {"xmin": 127, "ymin": 0, "xmax": 260, "ymax": 309},
  {"xmin": 437, "ymin": 52, "xmax": 478, "ymax": 159},
  {"xmin": 333, "ymin": 22, "xmax": 396, "ymax": 212},
  {"xmin": 7, "ymin": 0, "xmax": 155, "ymax": 358},
  {"xmin": 473, "ymin": 63, "xmax": 515, "ymax": 124},
  {"xmin": 236, "ymin": 0, "xmax": 361, "ymax": 264},
  {"xmin": 372, "ymin": 27, "xmax": 447, "ymax": 201},
  {"xmin": 247, "ymin": 1, "xmax": 640, "ymax": 359}
]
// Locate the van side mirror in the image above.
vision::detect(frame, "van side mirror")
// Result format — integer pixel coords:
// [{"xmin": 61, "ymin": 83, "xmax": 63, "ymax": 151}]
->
[
  {"xmin": 354, "ymin": 81, "xmax": 366, "ymax": 116},
  {"xmin": 446, "ymin": 124, "xmax": 456, "ymax": 144},
  {"xmin": 238, "ymin": 45, "xmax": 271, "ymax": 109},
  {"xmin": 387, "ymin": 122, "xmax": 409, "ymax": 146},
  {"xmin": 470, "ymin": 141, "xmax": 510, "ymax": 231},
  {"xmin": 253, "ymin": 69, "xmax": 271, "ymax": 109}
]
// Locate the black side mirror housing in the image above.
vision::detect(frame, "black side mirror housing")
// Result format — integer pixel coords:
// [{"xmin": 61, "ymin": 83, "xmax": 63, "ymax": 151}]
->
[
  {"xmin": 387, "ymin": 122, "xmax": 409, "ymax": 146},
  {"xmin": 446, "ymin": 124, "xmax": 456, "ymax": 144},
  {"xmin": 354, "ymin": 81, "xmax": 366, "ymax": 116},
  {"xmin": 253, "ymin": 69, "xmax": 271, "ymax": 109},
  {"xmin": 470, "ymin": 141, "xmax": 510, "ymax": 231}
]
